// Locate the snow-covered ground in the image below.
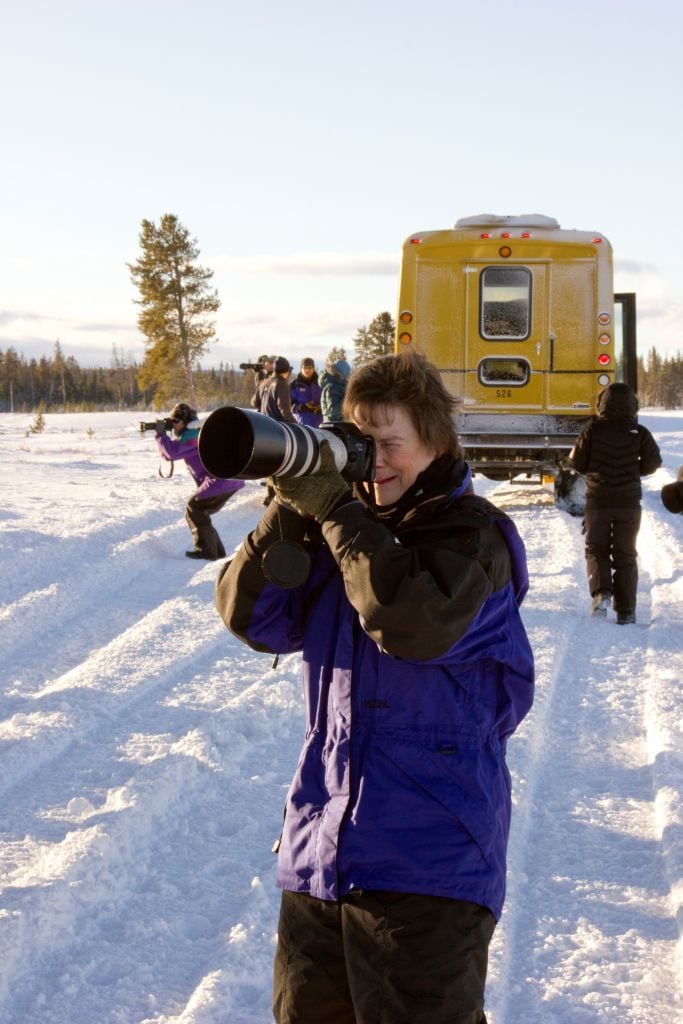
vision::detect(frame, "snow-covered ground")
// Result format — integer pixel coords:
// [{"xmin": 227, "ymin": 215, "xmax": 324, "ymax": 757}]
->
[{"xmin": 0, "ymin": 408, "xmax": 681, "ymax": 1024}]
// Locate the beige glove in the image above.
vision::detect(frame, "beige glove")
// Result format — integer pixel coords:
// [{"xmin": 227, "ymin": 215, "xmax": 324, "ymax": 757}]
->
[{"xmin": 271, "ymin": 440, "xmax": 351, "ymax": 522}]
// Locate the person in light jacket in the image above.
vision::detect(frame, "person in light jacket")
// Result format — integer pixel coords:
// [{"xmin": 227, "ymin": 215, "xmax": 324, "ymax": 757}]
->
[
  {"xmin": 155, "ymin": 402, "xmax": 244, "ymax": 560},
  {"xmin": 215, "ymin": 351, "xmax": 534, "ymax": 1024},
  {"xmin": 319, "ymin": 357, "xmax": 350, "ymax": 422}
]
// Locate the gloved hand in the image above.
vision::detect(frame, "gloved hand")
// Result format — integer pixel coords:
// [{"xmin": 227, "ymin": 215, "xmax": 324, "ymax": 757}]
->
[
  {"xmin": 271, "ymin": 440, "xmax": 351, "ymax": 522},
  {"xmin": 304, "ymin": 402, "xmax": 321, "ymax": 413},
  {"xmin": 155, "ymin": 419, "xmax": 167, "ymax": 435}
]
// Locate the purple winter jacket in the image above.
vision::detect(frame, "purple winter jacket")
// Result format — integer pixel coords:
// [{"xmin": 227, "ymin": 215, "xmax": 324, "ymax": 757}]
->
[
  {"xmin": 156, "ymin": 420, "xmax": 245, "ymax": 500},
  {"xmin": 215, "ymin": 461, "xmax": 534, "ymax": 920},
  {"xmin": 290, "ymin": 372, "xmax": 323, "ymax": 428}
]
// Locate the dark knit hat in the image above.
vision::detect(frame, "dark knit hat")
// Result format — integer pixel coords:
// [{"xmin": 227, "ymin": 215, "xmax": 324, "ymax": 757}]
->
[
  {"xmin": 274, "ymin": 356, "xmax": 291, "ymax": 374},
  {"xmin": 169, "ymin": 402, "xmax": 196, "ymax": 424}
]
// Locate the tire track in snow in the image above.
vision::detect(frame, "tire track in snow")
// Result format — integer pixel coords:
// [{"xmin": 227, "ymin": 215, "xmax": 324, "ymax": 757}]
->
[
  {"xmin": 0, "ymin": 625, "xmax": 303, "ymax": 1024},
  {"xmin": 487, "ymin": 499, "xmax": 682, "ymax": 1023},
  {"xmin": 0, "ymin": 485, "xmax": 260, "ymax": 702}
]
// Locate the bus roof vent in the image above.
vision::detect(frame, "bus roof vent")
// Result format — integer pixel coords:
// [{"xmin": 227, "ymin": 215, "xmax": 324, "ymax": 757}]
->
[{"xmin": 455, "ymin": 214, "xmax": 560, "ymax": 230}]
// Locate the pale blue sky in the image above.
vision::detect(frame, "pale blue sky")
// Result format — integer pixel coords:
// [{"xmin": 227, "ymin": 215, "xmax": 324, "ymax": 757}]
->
[{"xmin": 1, "ymin": 0, "xmax": 681, "ymax": 370}]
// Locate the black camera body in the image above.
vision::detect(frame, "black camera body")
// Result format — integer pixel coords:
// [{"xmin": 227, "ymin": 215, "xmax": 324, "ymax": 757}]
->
[
  {"xmin": 239, "ymin": 362, "xmax": 265, "ymax": 372},
  {"xmin": 321, "ymin": 421, "xmax": 375, "ymax": 482},
  {"xmin": 139, "ymin": 418, "xmax": 174, "ymax": 433},
  {"xmin": 198, "ymin": 407, "xmax": 375, "ymax": 483}
]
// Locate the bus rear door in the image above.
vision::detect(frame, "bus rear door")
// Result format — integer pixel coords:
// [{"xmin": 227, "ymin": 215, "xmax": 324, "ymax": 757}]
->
[{"xmin": 463, "ymin": 260, "xmax": 547, "ymax": 411}]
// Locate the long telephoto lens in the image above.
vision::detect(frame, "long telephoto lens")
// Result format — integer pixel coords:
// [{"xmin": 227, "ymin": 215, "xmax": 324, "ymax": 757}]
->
[{"xmin": 198, "ymin": 407, "xmax": 348, "ymax": 480}]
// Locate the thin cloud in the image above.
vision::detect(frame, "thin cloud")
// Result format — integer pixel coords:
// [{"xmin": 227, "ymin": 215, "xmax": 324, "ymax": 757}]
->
[
  {"xmin": 0, "ymin": 310, "xmax": 55, "ymax": 326},
  {"xmin": 613, "ymin": 257, "xmax": 657, "ymax": 275},
  {"xmin": 215, "ymin": 251, "xmax": 400, "ymax": 276},
  {"xmin": 76, "ymin": 320, "xmax": 137, "ymax": 333}
]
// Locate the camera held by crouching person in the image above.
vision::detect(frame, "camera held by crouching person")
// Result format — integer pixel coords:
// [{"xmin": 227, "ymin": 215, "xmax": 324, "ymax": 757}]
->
[{"xmin": 139, "ymin": 417, "xmax": 174, "ymax": 433}]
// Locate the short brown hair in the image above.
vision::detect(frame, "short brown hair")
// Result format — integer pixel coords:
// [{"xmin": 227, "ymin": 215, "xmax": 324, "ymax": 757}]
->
[{"xmin": 343, "ymin": 349, "xmax": 461, "ymax": 458}]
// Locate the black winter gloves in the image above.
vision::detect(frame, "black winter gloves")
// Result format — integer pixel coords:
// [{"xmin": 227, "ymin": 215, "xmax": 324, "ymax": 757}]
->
[{"xmin": 272, "ymin": 440, "xmax": 352, "ymax": 523}]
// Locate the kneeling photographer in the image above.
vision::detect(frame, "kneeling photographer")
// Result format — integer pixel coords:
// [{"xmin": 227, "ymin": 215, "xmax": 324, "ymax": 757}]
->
[
  {"xmin": 205, "ymin": 351, "xmax": 534, "ymax": 1024},
  {"xmin": 152, "ymin": 402, "xmax": 244, "ymax": 561}
]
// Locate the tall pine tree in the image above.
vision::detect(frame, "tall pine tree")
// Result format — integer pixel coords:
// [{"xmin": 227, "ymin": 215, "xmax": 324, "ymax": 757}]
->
[
  {"xmin": 352, "ymin": 311, "xmax": 396, "ymax": 366},
  {"xmin": 128, "ymin": 214, "xmax": 220, "ymax": 407}
]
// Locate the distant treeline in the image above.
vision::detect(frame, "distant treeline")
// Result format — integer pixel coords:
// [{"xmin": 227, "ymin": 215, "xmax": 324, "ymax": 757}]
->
[
  {"xmin": 0, "ymin": 342, "xmax": 681, "ymax": 413},
  {"xmin": 0, "ymin": 343, "xmax": 254, "ymax": 413},
  {"xmin": 637, "ymin": 348, "xmax": 683, "ymax": 408}
]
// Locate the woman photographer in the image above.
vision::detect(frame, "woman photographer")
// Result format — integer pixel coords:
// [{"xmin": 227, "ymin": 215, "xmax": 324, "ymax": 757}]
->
[
  {"xmin": 215, "ymin": 351, "xmax": 534, "ymax": 1024},
  {"xmin": 156, "ymin": 402, "xmax": 244, "ymax": 560}
]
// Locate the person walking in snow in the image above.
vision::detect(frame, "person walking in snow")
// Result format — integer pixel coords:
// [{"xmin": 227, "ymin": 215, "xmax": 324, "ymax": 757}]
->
[
  {"xmin": 215, "ymin": 350, "xmax": 534, "ymax": 1024},
  {"xmin": 319, "ymin": 356, "xmax": 350, "ymax": 422},
  {"xmin": 155, "ymin": 402, "xmax": 244, "ymax": 560},
  {"xmin": 567, "ymin": 382, "xmax": 661, "ymax": 623},
  {"xmin": 289, "ymin": 357, "xmax": 322, "ymax": 427}
]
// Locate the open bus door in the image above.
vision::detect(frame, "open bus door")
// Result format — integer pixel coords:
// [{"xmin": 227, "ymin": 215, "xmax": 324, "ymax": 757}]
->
[{"xmin": 613, "ymin": 292, "xmax": 637, "ymax": 392}]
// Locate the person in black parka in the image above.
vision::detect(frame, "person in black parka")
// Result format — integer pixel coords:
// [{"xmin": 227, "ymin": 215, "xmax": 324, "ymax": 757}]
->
[{"xmin": 568, "ymin": 382, "xmax": 661, "ymax": 623}]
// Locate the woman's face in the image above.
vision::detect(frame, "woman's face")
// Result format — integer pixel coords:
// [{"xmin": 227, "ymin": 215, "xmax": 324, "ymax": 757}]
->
[{"xmin": 351, "ymin": 404, "xmax": 438, "ymax": 506}]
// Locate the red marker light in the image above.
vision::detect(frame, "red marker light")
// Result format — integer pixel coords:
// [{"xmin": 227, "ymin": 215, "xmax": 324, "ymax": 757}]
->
[
  {"xmin": 501, "ymin": 232, "xmax": 511, "ymax": 238},
  {"xmin": 598, "ymin": 353, "xmax": 610, "ymax": 365},
  {"xmin": 522, "ymin": 232, "xmax": 531, "ymax": 238},
  {"xmin": 410, "ymin": 237, "xmax": 422, "ymax": 245},
  {"xmin": 481, "ymin": 232, "xmax": 490, "ymax": 239},
  {"xmin": 593, "ymin": 237, "xmax": 602, "ymax": 244}
]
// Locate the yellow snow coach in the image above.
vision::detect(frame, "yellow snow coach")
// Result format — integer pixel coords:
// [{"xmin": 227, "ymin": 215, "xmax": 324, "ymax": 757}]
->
[{"xmin": 395, "ymin": 213, "xmax": 637, "ymax": 507}]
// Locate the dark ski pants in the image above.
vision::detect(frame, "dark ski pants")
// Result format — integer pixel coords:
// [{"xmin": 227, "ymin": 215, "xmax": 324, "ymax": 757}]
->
[
  {"xmin": 584, "ymin": 505, "xmax": 641, "ymax": 613},
  {"xmin": 185, "ymin": 492, "xmax": 233, "ymax": 559},
  {"xmin": 273, "ymin": 889, "xmax": 495, "ymax": 1024}
]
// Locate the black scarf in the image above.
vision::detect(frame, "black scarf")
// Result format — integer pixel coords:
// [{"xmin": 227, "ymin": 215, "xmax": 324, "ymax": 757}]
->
[{"xmin": 355, "ymin": 454, "xmax": 472, "ymax": 532}]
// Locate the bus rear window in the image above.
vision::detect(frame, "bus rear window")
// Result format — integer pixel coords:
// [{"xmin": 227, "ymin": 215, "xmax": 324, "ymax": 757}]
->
[
  {"xmin": 478, "ymin": 358, "xmax": 530, "ymax": 386},
  {"xmin": 480, "ymin": 267, "xmax": 531, "ymax": 339}
]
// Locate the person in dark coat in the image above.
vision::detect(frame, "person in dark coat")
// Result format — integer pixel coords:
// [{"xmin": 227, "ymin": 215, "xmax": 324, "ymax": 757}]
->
[
  {"xmin": 250, "ymin": 354, "xmax": 275, "ymax": 410},
  {"xmin": 568, "ymin": 382, "xmax": 661, "ymax": 623},
  {"xmin": 290, "ymin": 357, "xmax": 322, "ymax": 427},
  {"xmin": 155, "ymin": 402, "xmax": 244, "ymax": 560},
  {"xmin": 661, "ymin": 465, "xmax": 683, "ymax": 514},
  {"xmin": 260, "ymin": 356, "xmax": 295, "ymax": 423},
  {"xmin": 259, "ymin": 357, "xmax": 295, "ymax": 506},
  {"xmin": 215, "ymin": 351, "xmax": 534, "ymax": 1024}
]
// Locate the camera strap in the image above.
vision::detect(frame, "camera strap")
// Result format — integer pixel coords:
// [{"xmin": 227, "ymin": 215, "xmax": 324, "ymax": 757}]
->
[{"xmin": 158, "ymin": 461, "xmax": 174, "ymax": 479}]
